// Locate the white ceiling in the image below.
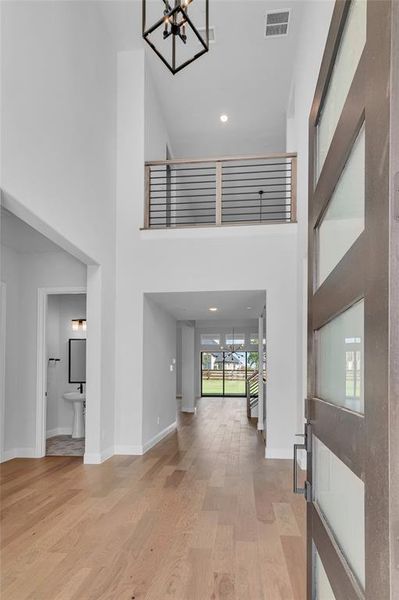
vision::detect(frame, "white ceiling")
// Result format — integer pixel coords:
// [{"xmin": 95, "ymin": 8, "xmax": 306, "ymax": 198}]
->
[
  {"xmin": 146, "ymin": 290, "xmax": 266, "ymax": 320},
  {"xmin": 99, "ymin": 0, "xmax": 303, "ymax": 158},
  {"xmin": 1, "ymin": 209, "xmax": 62, "ymax": 254}
]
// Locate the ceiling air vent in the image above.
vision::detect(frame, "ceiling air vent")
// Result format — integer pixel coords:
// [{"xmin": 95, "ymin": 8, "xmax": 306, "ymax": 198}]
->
[
  {"xmin": 265, "ymin": 10, "xmax": 290, "ymax": 38},
  {"xmin": 198, "ymin": 26, "xmax": 216, "ymax": 43}
]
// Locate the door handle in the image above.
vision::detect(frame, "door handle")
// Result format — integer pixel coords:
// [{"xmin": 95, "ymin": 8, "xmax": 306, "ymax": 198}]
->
[
  {"xmin": 293, "ymin": 437, "xmax": 306, "ymax": 495},
  {"xmin": 293, "ymin": 426, "xmax": 312, "ymax": 501}
]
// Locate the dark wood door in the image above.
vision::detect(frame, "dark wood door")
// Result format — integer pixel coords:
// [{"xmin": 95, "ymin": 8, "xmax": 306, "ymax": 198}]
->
[{"xmin": 299, "ymin": 1, "xmax": 398, "ymax": 598}]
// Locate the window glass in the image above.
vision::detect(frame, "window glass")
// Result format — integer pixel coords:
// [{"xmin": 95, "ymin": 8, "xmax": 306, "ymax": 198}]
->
[
  {"xmin": 317, "ymin": 0, "xmax": 366, "ymax": 177},
  {"xmin": 200, "ymin": 334, "xmax": 220, "ymax": 346},
  {"xmin": 225, "ymin": 333, "xmax": 245, "ymax": 346},
  {"xmin": 313, "ymin": 436, "xmax": 365, "ymax": 588},
  {"xmin": 316, "ymin": 300, "xmax": 364, "ymax": 413},
  {"xmin": 317, "ymin": 126, "xmax": 365, "ymax": 286}
]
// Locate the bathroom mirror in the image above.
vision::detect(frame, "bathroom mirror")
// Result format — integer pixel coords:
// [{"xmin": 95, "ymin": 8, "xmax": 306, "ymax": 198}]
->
[{"xmin": 68, "ymin": 339, "xmax": 86, "ymax": 383}]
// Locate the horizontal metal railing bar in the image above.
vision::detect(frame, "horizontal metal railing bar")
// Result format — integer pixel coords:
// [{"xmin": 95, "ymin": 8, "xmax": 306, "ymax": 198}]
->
[
  {"xmin": 223, "ymin": 169, "xmax": 291, "ymax": 177},
  {"xmin": 224, "ymin": 175, "xmax": 291, "ymax": 183},
  {"xmin": 223, "ymin": 216, "xmax": 291, "ymax": 222},
  {"xmin": 151, "ymin": 207, "xmax": 216, "ymax": 213},
  {"xmin": 151, "ymin": 180, "xmax": 217, "ymax": 185},
  {"xmin": 222, "ymin": 198, "xmax": 290, "ymax": 204},
  {"xmin": 151, "ymin": 186, "xmax": 216, "ymax": 192},
  {"xmin": 223, "ymin": 182, "xmax": 291, "ymax": 189},
  {"xmin": 221, "ymin": 211, "xmax": 291, "ymax": 217},
  {"xmin": 150, "ymin": 221, "xmax": 216, "ymax": 226},
  {"xmin": 222, "ymin": 206, "xmax": 290, "ymax": 212},
  {"xmin": 222, "ymin": 190, "xmax": 291, "ymax": 197},
  {"xmin": 151, "ymin": 194, "xmax": 216, "ymax": 199},
  {"xmin": 150, "ymin": 167, "xmax": 216, "ymax": 173},
  {"xmin": 151, "ymin": 200, "xmax": 216, "ymax": 206},
  {"xmin": 151, "ymin": 201, "xmax": 289, "ymax": 210},
  {"xmin": 150, "ymin": 215, "xmax": 217, "ymax": 220},
  {"xmin": 146, "ymin": 152, "xmax": 297, "ymax": 166}
]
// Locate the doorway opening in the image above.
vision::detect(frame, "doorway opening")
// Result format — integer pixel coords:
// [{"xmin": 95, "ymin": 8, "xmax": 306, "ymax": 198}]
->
[
  {"xmin": 45, "ymin": 292, "xmax": 87, "ymax": 457},
  {"xmin": 201, "ymin": 351, "xmax": 259, "ymax": 397}
]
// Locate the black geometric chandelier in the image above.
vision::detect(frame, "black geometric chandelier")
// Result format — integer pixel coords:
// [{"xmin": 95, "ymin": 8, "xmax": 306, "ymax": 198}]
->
[{"xmin": 142, "ymin": 0, "xmax": 209, "ymax": 75}]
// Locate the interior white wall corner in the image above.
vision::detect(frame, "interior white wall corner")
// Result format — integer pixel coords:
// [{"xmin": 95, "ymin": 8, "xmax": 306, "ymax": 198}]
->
[
  {"xmin": 285, "ymin": 0, "xmax": 335, "ymax": 439},
  {"xmin": 181, "ymin": 323, "xmax": 196, "ymax": 413},
  {"xmin": 114, "ymin": 50, "xmax": 146, "ymax": 452},
  {"xmin": 142, "ymin": 296, "xmax": 177, "ymax": 446},
  {"xmin": 84, "ymin": 265, "xmax": 102, "ymax": 462}
]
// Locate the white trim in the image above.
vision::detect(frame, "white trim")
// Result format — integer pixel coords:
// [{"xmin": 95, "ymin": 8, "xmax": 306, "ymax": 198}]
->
[
  {"xmin": 114, "ymin": 445, "xmax": 144, "ymax": 456},
  {"xmin": 1, "ymin": 447, "xmax": 38, "ymax": 462},
  {"xmin": 265, "ymin": 447, "xmax": 293, "ymax": 460},
  {"xmin": 84, "ymin": 445, "xmax": 114, "ymax": 465},
  {"xmin": 46, "ymin": 427, "xmax": 72, "ymax": 439},
  {"xmin": 36, "ymin": 286, "xmax": 87, "ymax": 459},
  {"xmin": 142, "ymin": 421, "xmax": 177, "ymax": 453},
  {"xmin": 0, "ymin": 282, "xmax": 6, "ymax": 463}
]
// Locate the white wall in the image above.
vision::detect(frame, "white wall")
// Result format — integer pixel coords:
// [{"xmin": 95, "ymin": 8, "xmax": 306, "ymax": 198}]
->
[
  {"xmin": 116, "ymin": 48, "xmax": 299, "ymax": 459},
  {"xmin": 142, "ymin": 296, "xmax": 177, "ymax": 450},
  {"xmin": 46, "ymin": 294, "xmax": 87, "ymax": 437},
  {"xmin": 1, "ymin": 0, "xmax": 117, "ymax": 461},
  {"xmin": 181, "ymin": 323, "xmax": 196, "ymax": 413},
  {"xmin": 286, "ymin": 1, "xmax": 335, "ymax": 439},
  {"xmin": 1, "ymin": 245, "xmax": 86, "ymax": 458}
]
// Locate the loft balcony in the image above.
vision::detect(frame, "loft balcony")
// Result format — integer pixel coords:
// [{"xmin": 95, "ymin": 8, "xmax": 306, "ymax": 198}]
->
[{"xmin": 143, "ymin": 153, "xmax": 297, "ymax": 230}]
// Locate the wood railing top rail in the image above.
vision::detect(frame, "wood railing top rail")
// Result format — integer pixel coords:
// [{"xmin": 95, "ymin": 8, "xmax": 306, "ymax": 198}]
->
[{"xmin": 145, "ymin": 152, "xmax": 297, "ymax": 167}]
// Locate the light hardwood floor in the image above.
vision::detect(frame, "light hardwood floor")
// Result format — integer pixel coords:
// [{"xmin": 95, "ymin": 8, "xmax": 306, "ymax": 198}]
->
[{"xmin": 0, "ymin": 398, "xmax": 306, "ymax": 600}]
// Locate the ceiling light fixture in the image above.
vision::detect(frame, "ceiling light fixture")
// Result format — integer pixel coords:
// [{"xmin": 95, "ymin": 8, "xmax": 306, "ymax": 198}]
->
[
  {"xmin": 209, "ymin": 307, "xmax": 218, "ymax": 312},
  {"xmin": 220, "ymin": 114, "xmax": 228, "ymax": 123},
  {"xmin": 142, "ymin": 0, "xmax": 209, "ymax": 75},
  {"xmin": 246, "ymin": 306, "xmax": 252, "ymax": 310}
]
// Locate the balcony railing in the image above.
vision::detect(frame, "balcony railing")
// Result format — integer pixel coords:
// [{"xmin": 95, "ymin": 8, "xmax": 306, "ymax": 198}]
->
[{"xmin": 144, "ymin": 153, "xmax": 297, "ymax": 229}]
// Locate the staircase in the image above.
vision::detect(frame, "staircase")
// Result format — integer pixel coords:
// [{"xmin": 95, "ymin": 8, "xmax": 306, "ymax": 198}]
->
[{"xmin": 246, "ymin": 371, "xmax": 259, "ymax": 418}]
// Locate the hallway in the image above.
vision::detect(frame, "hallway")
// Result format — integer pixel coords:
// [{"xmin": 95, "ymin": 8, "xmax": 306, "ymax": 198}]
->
[{"xmin": 0, "ymin": 398, "xmax": 306, "ymax": 599}]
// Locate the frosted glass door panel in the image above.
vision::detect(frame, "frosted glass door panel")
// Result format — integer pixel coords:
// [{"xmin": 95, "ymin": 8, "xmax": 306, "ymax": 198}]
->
[
  {"xmin": 315, "ymin": 548, "xmax": 336, "ymax": 600},
  {"xmin": 317, "ymin": 127, "xmax": 365, "ymax": 286},
  {"xmin": 314, "ymin": 436, "xmax": 365, "ymax": 588},
  {"xmin": 317, "ymin": 0, "xmax": 366, "ymax": 177},
  {"xmin": 316, "ymin": 301, "xmax": 364, "ymax": 413}
]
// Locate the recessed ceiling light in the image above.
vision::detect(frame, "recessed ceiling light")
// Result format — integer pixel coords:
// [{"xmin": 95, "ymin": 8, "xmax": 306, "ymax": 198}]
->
[
  {"xmin": 220, "ymin": 114, "xmax": 228, "ymax": 123},
  {"xmin": 247, "ymin": 306, "xmax": 252, "ymax": 310},
  {"xmin": 209, "ymin": 307, "xmax": 218, "ymax": 312}
]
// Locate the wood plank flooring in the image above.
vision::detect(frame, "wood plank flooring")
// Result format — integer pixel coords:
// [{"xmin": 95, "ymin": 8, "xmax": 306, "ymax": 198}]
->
[{"xmin": 0, "ymin": 398, "xmax": 306, "ymax": 599}]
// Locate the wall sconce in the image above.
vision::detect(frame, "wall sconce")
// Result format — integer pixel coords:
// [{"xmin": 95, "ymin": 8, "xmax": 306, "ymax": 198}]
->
[{"xmin": 72, "ymin": 319, "xmax": 87, "ymax": 332}]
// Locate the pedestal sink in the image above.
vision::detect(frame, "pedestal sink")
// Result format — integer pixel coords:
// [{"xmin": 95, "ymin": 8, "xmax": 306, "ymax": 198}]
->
[{"xmin": 63, "ymin": 392, "xmax": 85, "ymax": 438}]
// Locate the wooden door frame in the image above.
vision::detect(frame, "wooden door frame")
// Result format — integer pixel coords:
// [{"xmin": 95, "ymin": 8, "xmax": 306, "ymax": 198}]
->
[{"xmin": 306, "ymin": 1, "xmax": 398, "ymax": 599}]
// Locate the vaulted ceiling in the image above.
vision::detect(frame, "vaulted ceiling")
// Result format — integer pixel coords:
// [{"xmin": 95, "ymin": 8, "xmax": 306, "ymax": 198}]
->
[{"xmin": 99, "ymin": 0, "xmax": 304, "ymax": 158}]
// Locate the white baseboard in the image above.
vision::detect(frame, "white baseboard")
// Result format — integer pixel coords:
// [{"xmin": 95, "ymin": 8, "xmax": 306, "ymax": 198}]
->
[
  {"xmin": 84, "ymin": 445, "xmax": 114, "ymax": 465},
  {"xmin": 181, "ymin": 407, "xmax": 195, "ymax": 413},
  {"xmin": 46, "ymin": 427, "xmax": 72, "ymax": 439},
  {"xmin": 113, "ymin": 445, "xmax": 144, "ymax": 456},
  {"xmin": 142, "ymin": 421, "xmax": 177, "ymax": 454},
  {"xmin": 265, "ymin": 447, "xmax": 293, "ymax": 460},
  {"xmin": 1, "ymin": 447, "xmax": 38, "ymax": 462}
]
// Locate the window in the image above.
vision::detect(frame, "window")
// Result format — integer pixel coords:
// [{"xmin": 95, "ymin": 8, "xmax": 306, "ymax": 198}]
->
[
  {"xmin": 225, "ymin": 333, "xmax": 245, "ymax": 346},
  {"xmin": 250, "ymin": 334, "xmax": 258, "ymax": 345},
  {"xmin": 200, "ymin": 333, "xmax": 220, "ymax": 346}
]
